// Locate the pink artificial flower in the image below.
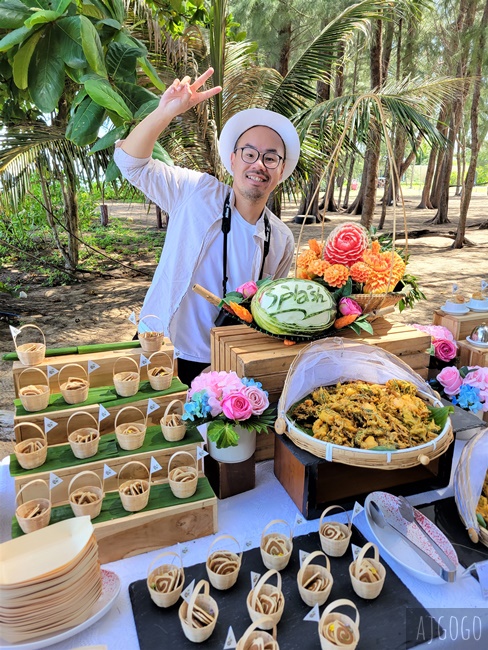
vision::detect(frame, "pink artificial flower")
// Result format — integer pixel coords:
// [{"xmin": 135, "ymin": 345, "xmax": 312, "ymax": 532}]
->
[
  {"xmin": 463, "ymin": 366, "xmax": 488, "ymax": 391},
  {"xmin": 243, "ymin": 385, "xmax": 269, "ymax": 416},
  {"xmin": 236, "ymin": 280, "xmax": 258, "ymax": 298},
  {"xmin": 411, "ymin": 324, "xmax": 455, "ymax": 342},
  {"xmin": 221, "ymin": 392, "xmax": 253, "ymax": 421},
  {"xmin": 323, "ymin": 222, "xmax": 369, "ymax": 266},
  {"xmin": 437, "ymin": 366, "xmax": 463, "ymax": 396},
  {"xmin": 189, "ymin": 370, "xmax": 243, "ymax": 400},
  {"xmin": 338, "ymin": 297, "xmax": 362, "ymax": 316},
  {"xmin": 479, "ymin": 388, "xmax": 488, "ymax": 411},
  {"xmin": 433, "ymin": 338, "xmax": 457, "ymax": 362}
]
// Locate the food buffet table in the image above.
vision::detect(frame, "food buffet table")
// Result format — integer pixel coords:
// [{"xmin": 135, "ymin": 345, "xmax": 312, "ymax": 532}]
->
[{"xmin": 1, "ymin": 437, "xmax": 487, "ymax": 650}]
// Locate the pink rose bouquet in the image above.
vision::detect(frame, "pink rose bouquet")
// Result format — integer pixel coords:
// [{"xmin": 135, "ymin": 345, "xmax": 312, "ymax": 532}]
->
[
  {"xmin": 435, "ymin": 365, "xmax": 488, "ymax": 413},
  {"xmin": 183, "ymin": 370, "xmax": 274, "ymax": 449},
  {"xmin": 411, "ymin": 324, "xmax": 458, "ymax": 362}
]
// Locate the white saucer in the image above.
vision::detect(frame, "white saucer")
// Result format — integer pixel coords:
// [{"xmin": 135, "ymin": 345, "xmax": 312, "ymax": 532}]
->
[
  {"xmin": 468, "ymin": 306, "xmax": 488, "ymax": 313},
  {"xmin": 466, "ymin": 336, "xmax": 488, "ymax": 348},
  {"xmin": 440, "ymin": 305, "xmax": 470, "ymax": 315}
]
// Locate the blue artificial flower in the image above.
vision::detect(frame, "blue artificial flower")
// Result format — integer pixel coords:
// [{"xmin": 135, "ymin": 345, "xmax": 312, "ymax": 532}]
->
[
  {"xmin": 182, "ymin": 390, "xmax": 212, "ymax": 421},
  {"xmin": 452, "ymin": 385, "xmax": 483, "ymax": 413},
  {"xmin": 241, "ymin": 377, "xmax": 263, "ymax": 390}
]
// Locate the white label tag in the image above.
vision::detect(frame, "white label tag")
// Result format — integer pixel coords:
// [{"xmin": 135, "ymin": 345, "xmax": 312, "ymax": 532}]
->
[
  {"xmin": 49, "ymin": 472, "xmax": 63, "ymax": 490},
  {"xmin": 299, "ymin": 549, "xmax": 310, "ymax": 568},
  {"xmin": 139, "ymin": 353, "xmax": 150, "ymax": 368},
  {"xmin": 128, "ymin": 311, "xmax": 137, "ymax": 326},
  {"xmin": 303, "ymin": 603, "xmax": 320, "ymax": 622},
  {"xmin": 452, "ymin": 283, "xmax": 458, "ymax": 293},
  {"xmin": 294, "ymin": 512, "xmax": 304, "ymax": 529},
  {"xmin": 182, "ymin": 579, "xmax": 195, "ymax": 603},
  {"xmin": 103, "ymin": 464, "xmax": 117, "ymax": 480},
  {"xmin": 44, "ymin": 417, "xmax": 58, "ymax": 433},
  {"xmin": 87, "ymin": 360, "xmax": 100, "ymax": 374},
  {"xmin": 481, "ymin": 280, "xmax": 488, "ymax": 291},
  {"xmin": 250, "ymin": 571, "xmax": 261, "ymax": 589},
  {"xmin": 196, "ymin": 445, "xmax": 208, "ymax": 460},
  {"xmin": 46, "ymin": 365, "xmax": 59, "ymax": 378},
  {"xmin": 146, "ymin": 398, "xmax": 160, "ymax": 415},
  {"xmin": 224, "ymin": 626, "xmax": 237, "ymax": 649},
  {"xmin": 150, "ymin": 456, "xmax": 162, "ymax": 475},
  {"xmin": 99, "ymin": 404, "xmax": 110, "ymax": 422},
  {"xmin": 351, "ymin": 543, "xmax": 361, "ymax": 560},
  {"xmin": 476, "ymin": 560, "xmax": 488, "ymax": 599},
  {"xmin": 352, "ymin": 501, "xmax": 363, "ymax": 519},
  {"xmin": 10, "ymin": 325, "xmax": 22, "ymax": 338}
]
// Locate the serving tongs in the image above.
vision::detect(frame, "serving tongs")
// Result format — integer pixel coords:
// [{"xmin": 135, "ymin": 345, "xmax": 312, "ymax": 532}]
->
[{"xmin": 368, "ymin": 500, "xmax": 457, "ymax": 583}]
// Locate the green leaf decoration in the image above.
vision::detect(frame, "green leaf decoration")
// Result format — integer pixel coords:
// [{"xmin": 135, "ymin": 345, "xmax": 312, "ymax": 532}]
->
[
  {"xmin": 56, "ymin": 17, "xmax": 85, "ymax": 68},
  {"xmin": 138, "ymin": 56, "xmax": 165, "ymax": 91},
  {"xmin": 477, "ymin": 513, "xmax": 487, "ymax": 529},
  {"xmin": 28, "ymin": 27, "xmax": 65, "ymax": 112},
  {"xmin": 84, "ymin": 78, "xmax": 132, "ymax": 120},
  {"xmin": 104, "ymin": 158, "xmax": 121, "ymax": 182},
  {"xmin": 152, "ymin": 140, "xmax": 174, "ymax": 166},
  {"xmin": 24, "ymin": 9, "xmax": 61, "ymax": 28},
  {"xmin": 79, "ymin": 15, "xmax": 107, "ymax": 78},
  {"xmin": 134, "ymin": 99, "xmax": 159, "ymax": 120},
  {"xmin": 371, "ymin": 444, "xmax": 398, "ymax": 451},
  {"xmin": 207, "ymin": 421, "xmax": 240, "ymax": 449},
  {"xmin": 0, "ymin": 25, "xmax": 34, "ymax": 53},
  {"xmin": 79, "ymin": 3, "xmax": 104, "ymax": 19},
  {"xmin": 0, "ymin": 0, "xmax": 33, "ymax": 29},
  {"xmin": 12, "ymin": 30, "xmax": 42, "ymax": 89},
  {"xmin": 106, "ymin": 42, "xmax": 143, "ymax": 82},
  {"xmin": 97, "ymin": 17, "xmax": 121, "ymax": 30},
  {"xmin": 90, "ymin": 124, "xmax": 127, "ymax": 152},
  {"xmin": 106, "ymin": 0, "xmax": 125, "ymax": 24},
  {"xmin": 65, "ymin": 97, "xmax": 105, "ymax": 145},
  {"xmin": 50, "ymin": 0, "xmax": 72, "ymax": 13},
  {"xmin": 351, "ymin": 317, "xmax": 374, "ymax": 334},
  {"xmin": 427, "ymin": 404, "xmax": 454, "ymax": 429},
  {"xmin": 115, "ymin": 80, "xmax": 157, "ymax": 113}
]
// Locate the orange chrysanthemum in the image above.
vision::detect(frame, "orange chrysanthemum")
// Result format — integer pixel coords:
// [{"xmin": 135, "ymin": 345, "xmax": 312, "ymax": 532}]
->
[
  {"xmin": 297, "ymin": 249, "xmax": 319, "ymax": 269},
  {"xmin": 322, "ymin": 264, "xmax": 350, "ymax": 288},
  {"xmin": 334, "ymin": 313, "xmax": 359, "ymax": 329},
  {"xmin": 349, "ymin": 261, "xmax": 371, "ymax": 284},
  {"xmin": 363, "ymin": 251, "xmax": 406, "ymax": 293},
  {"xmin": 362, "ymin": 240, "xmax": 390, "ymax": 273},
  {"xmin": 308, "ymin": 259, "xmax": 331, "ymax": 277},
  {"xmin": 308, "ymin": 239, "xmax": 323, "ymax": 256},
  {"xmin": 229, "ymin": 301, "xmax": 253, "ymax": 323},
  {"xmin": 297, "ymin": 268, "xmax": 314, "ymax": 279}
]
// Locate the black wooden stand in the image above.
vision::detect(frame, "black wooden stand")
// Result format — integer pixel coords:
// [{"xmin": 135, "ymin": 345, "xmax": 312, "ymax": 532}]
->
[{"xmin": 204, "ymin": 454, "xmax": 255, "ymax": 499}]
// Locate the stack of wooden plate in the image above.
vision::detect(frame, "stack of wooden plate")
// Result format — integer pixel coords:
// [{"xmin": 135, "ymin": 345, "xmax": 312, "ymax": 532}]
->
[{"xmin": 0, "ymin": 517, "xmax": 102, "ymax": 644}]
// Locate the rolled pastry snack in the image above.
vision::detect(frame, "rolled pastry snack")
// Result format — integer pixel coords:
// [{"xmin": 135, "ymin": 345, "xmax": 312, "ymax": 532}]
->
[
  {"xmin": 252, "ymin": 590, "xmax": 283, "ymax": 615},
  {"xmin": 320, "ymin": 522, "xmax": 347, "ymax": 540},
  {"xmin": 151, "ymin": 568, "xmax": 184, "ymax": 593},
  {"xmin": 208, "ymin": 551, "xmax": 239, "ymax": 575},
  {"xmin": 322, "ymin": 619, "xmax": 355, "ymax": 646},
  {"xmin": 171, "ymin": 467, "xmax": 197, "ymax": 483},
  {"xmin": 17, "ymin": 440, "xmax": 44, "ymax": 454},
  {"xmin": 70, "ymin": 490, "xmax": 99, "ymax": 505},
  {"xmin": 120, "ymin": 480, "xmax": 148, "ymax": 496},
  {"xmin": 19, "ymin": 385, "xmax": 45, "ymax": 396},
  {"xmin": 263, "ymin": 536, "xmax": 288, "ymax": 557}
]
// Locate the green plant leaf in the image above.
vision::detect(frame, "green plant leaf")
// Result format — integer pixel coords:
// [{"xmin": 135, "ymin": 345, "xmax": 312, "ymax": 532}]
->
[
  {"xmin": 24, "ymin": 9, "xmax": 61, "ymax": 28},
  {"xmin": 0, "ymin": 0, "xmax": 33, "ymax": 29},
  {"xmin": 427, "ymin": 404, "xmax": 454, "ymax": 429},
  {"xmin": 104, "ymin": 158, "xmax": 121, "ymax": 182},
  {"xmin": 97, "ymin": 17, "xmax": 121, "ymax": 30},
  {"xmin": 134, "ymin": 99, "xmax": 159, "ymax": 120},
  {"xmin": 106, "ymin": 42, "xmax": 142, "ymax": 82},
  {"xmin": 0, "ymin": 25, "xmax": 34, "ymax": 52},
  {"xmin": 90, "ymin": 124, "xmax": 127, "ymax": 152},
  {"xmin": 56, "ymin": 17, "xmax": 85, "ymax": 68},
  {"xmin": 207, "ymin": 421, "xmax": 240, "ymax": 448},
  {"xmin": 12, "ymin": 30, "xmax": 42, "ymax": 89},
  {"xmin": 65, "ymin": 97, "xmax": 105, "ymax": 145},
  {"xmin": 28, "ymin": 28, "xmax": 65, "ymax": 112},
  {"xmin": 50, "ymin": 0, "xmax": 72, "ymax": 13},
  {"xmin": 106, "ymin": 0, "xmax": 125, "ymax": 24},
  {"xmin": 79, "ymin": 15, "xmax": 107, "ymax": 78},
  {"xmin": 115, "ymin": 80, "xmax": 157, "ymax": 113},
  {"xmin": 84, "ymin": 78, "xmax": 132, "ymax": 120},
  {"xmin": 138, "ymin": 56, "xmax": 165, "ymax": 91},
  {"xmin": 152, "ymin": 141, "xmax": 173, "ymax": 166},
  {"xmin": 351, "ymin": 317, "xmax": 374, "ymax": 334}
]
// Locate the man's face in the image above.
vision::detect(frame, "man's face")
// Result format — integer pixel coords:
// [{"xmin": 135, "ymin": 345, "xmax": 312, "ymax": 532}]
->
[{"xmin": 230, "ymin": 126, "xmax": 285, "ymax": 203}]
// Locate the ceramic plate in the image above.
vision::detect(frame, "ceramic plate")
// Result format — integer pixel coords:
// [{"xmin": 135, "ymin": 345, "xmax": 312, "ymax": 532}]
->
[
  {"xmin": 440, "ymin": 305, "xmax": 470, "ymax": 315},
  {"xmin": 364, "ymin": 491, "xmax": 459, "ymax": 585},
  {"xmin": 467, "ymin": 306, "xmax": 488, "ymax": 313},
  {"xmin": 466, "ymin": 336, "xmax": 488, "ymax": 348},
  {"xmin": 0, "ymin": 570, "xmax": 120, "ymax": 650}
]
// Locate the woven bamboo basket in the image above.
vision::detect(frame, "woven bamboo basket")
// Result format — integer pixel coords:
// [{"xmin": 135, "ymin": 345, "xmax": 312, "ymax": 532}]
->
[
  {"xmin": 113, "ymin": 356, "xmax": 140, "ymax": 397},
  {"xmin": 454, "ymin": 428, "xmax": 488, "ymax": 548},
  {"xmin": 260, "ymin": 519, "xmax": 293, "ymax": 571},
  {"xmin": 67, "ymin": 411, "xmax": 100, "ymax": 459},
  {"xmin": 15, "ymin": 479, "xmax": 51, "ymax": 534},
  {"xmin": 147, "ymin": 351, "xmax": 173, "ymax": 391},
  {"xmin": 275, "ymin": 339, "xmax": 454, "ymax": 470},
  {"xmin": 13, "ymin": 422, "xmax": 47, "ymax": 470},
  {"xmin": 297, "ymin": 550, "xmax": 333, "ymax": 607},
  {"xmin": 236, "ymin": 618, "xmax": 278, "ymax": 650},
  {"xmin": 168, "ymin": 451, "xmax": 198, "ymax": 499},
  {"xmin": 138, "ymin": 314, "xmax": 165, "ymax": 353},
  {"xmin": 118, "ymin": 460, "xmax": 150, "ymax": 512},
  {"xmin": 319, "ymin": 505, "xmax": 352, "ymax": 557},
  {"xmin": 246, "ymin": 570, "xmax": 284, "ymax": 630},
  {"xmin": 349, "ymin": 542, "xmax": 385, "ymax": 600},
  {"xmin": 349, "ymin": 292, "xmax": 404, "ymax": 314},
  {"xmin": 58, "ymin": 363, "xmax": 89, "ymax": 405},
  {"xmin": 18, "ymin": 367, "xmax": 50, "ymax": 412},
  {"xmin": 14, "ymin": 324, "xmax": 46, "ymax": 366},
  {"xmin": 68, "ymin": 470, "xmax": 103, "ymax": 519},
  {"xmin": 160, "ymin": 399, "xmax": 186, "ymax": 442},
  {"xmin": 114, "ymin": 406, "xmax": 146, "ymax": 451},
  {"xmin": 206, "ymin": 534, "xmax": 242, "ymax": 590},
  {"xmin": 147, "ymin": 551, "xmax": 185, "ymax": 608},
  {"xmin": 319, "ymin": 599, "xmax": 360, "ymax": 650},
  {"xmin": 178, "ymin": 579, "xmax": 218, "ymax": 643}
]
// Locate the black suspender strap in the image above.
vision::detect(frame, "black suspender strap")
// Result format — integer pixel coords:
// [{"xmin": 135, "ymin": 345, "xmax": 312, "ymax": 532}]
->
[{"xmin": 259, "ymin": 214, "xmax": 271, "ymax": 280}]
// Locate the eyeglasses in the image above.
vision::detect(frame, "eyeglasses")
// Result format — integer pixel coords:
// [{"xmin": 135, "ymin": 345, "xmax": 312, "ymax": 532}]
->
[{"xmin": 233, "ymin": 146, "xmax": 284, "ymax": 170}]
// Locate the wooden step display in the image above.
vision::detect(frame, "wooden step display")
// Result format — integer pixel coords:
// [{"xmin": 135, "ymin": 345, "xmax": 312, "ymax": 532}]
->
[
  {"xmin": 432, "ymin": 309, "xmax": 488, "ymax": 341},
  {"xmin": 458, "ymin": 338, "xmax": 488, "ymax": 368}
]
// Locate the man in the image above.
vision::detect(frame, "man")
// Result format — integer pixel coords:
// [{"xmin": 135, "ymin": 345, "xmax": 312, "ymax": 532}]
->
[{"xmin": 114, "ymin": 67, "xmax": 300, "ymax": 385}]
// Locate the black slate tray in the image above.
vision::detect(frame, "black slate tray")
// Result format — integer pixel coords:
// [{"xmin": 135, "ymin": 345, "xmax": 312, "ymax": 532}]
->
[{"xmin": 129, "ymin": 527, "xmax": 439, "ymax": 649}]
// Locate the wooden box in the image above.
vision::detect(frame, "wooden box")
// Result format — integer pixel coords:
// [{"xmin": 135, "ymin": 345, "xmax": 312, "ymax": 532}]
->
[
  {"xmin": 204, "ymin": 454, "xmax": 255, "ymax": 499},
  {"xmin": 458, "ymin": 339, "xmax": 488, "ymax": 367},
  {"xmin": 432, "ymin": 309, "xmax": 488, "ymax": 341}
]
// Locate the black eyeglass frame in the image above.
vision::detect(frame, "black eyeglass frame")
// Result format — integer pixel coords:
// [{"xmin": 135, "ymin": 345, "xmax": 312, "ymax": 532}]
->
[{"xmin": 233, "ymin": 145, "xmax": 285, "ymax": 170}]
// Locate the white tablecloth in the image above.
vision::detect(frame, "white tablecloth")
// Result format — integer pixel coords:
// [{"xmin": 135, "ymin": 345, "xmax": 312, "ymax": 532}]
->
[{"xmin": 1, "ymin": 441, "xmax": 487, "ymax": 649}]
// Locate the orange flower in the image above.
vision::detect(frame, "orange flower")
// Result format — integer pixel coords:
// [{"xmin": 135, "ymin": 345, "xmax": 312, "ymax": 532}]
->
[
  {"xmin": 308, "ymin": 239, "xmax": 323, "ymax": 256},
  {"xmin": 349, "ymin": 261, "xmax": 371, "ymax": 283},
  {"xmin": 334, "ymin": 313, "xmax": 359, "ymax": 329},
  {"xmin": 297, "ymin": 268, "xmax": 314, "ymax": 279},
  {"xmin": 323, "ymin": 264, "xmax": 350, "ymax": 288},
  {"xmin": 297, "ymin": 249, "xmax": 319, "ymax": 269},
  {"xmin": 229, "ymin": 301, "xmax": 253, "ymax": 323},
  {"xmin": 308, "ymin": 259, "xmax": 331, "ymax": 277}
]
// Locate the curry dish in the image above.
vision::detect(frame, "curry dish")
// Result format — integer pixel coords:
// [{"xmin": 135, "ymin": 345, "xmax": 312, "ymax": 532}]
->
[{"xmin": 289, "ymin": 379, "xmax": 441, "ymax": 450}]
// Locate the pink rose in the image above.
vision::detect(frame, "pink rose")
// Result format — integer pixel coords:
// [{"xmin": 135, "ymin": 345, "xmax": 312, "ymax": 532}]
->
[
  {"xmin": 221, "ymin": 392, "xmax": 253, "ymax": 421},
  {"xmin": 323, "ymin": 223, "xmax": 369, "ymax": 266},
  {"xmin": 236, "ymin": 281, "xmax": 258, "ymax": 298},
  {"xmin": 463, "ymin": 367, "xmax": 488, "ymax": 391},
  {"xmin": 433, "ymin": 338, "xmax": 457, "ymax": 362},
  {"xmin": 243, "ymin": 385, "xmax": 269, "ymax": 415},
  {"xmin": 338, "ymin": 297, "xmax": 362, "ymax": 316},
  {"xmin": 437, "ymin": 366, "xmax": 462, "ymax": 396}
]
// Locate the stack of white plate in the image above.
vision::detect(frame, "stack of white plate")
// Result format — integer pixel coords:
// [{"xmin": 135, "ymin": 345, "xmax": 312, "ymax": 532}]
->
[{"xmin": 0, "ymin": 517, "xmax": 102, "ymax": 644}]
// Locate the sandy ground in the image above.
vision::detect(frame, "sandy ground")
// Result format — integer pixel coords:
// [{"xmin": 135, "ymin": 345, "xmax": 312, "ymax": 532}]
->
[{"xmin": 1, "ymin": 189, "xmax": 487, "ymax": 459}]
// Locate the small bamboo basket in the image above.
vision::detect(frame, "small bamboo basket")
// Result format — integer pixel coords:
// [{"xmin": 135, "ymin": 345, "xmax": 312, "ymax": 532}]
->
[
  {"xmin": 14, "ymin": 324, "xmax": 46, "ymax": 366},
  {"xmin": 349, "ymin": 542, "xmax": 386, "ymax": 600},
  {"xmin": 260, "ymin": 519, "xmax": 293, "ymax": 571},
  {"xmin": 138, "ymin": 314, "xmax": 165, "ymax": 354},
  {"xmin": 13, "ymin": 422, "xmax": 48, "ymax": 470},
  {"xmin": 318, "ymin": 599, "xmax": 360, "ymax": 650},
  {"xmin": 67, "ymin": 411, "xmax": 100, "ymax": 459},
  {"xmin": 147, "ymin": 351, "xmax": 173, "ymax": 391},
  {"xmin": 206, "ymin": 534, "xmax": 242, "ymax": 591},
  {"xmin": 178, "ymin": 579, "xmax": 219, "ymax": 643},
  {"xmin": 319, "ymin": 505, "xmax": 352, "ymax": 557},
  {"xmin": 118, "ymin": 461, "xmax": 150, "ymax": 512},
  {"xmin": 348, "ymin": 292, "xmax": 404, "ymax": 315},
  {"xmin": 58, "ymin": 363, "xmax": 89, "ymax": 405},
  {"xmin": 15, "ymin": 479, "xmax": 51, "ymax": 534},
  {"xmin": 160, "ymin": 399, "xmax": 186, "ymax": 442},
  {"xmin": 246, "ymin": 569, "xmax": 284, "ymax": 630},
  {"xmin": 168, "ymin": 451, "xmax": 198, "ymax": 499},
  {"xmin": 113, "ymin": 356, "xmax": 140, "ymax": 397},
  {"xmin": 297, "ymin": 550, "xmax": 334, "ymax": 607},
  {"xmin": 68, "ymin": 470, "xmax": 104, "ymax": 520},
  {"xmin": 114, "ymin": 406, "xmax": 147, "ymax": 451},
  {"xmin": 18, "ymin": 367, "xmax": 50, "ymax": 412},
  {"xmin": 236, "ymin": 618, "xmax": 279, "ymax": 650},
  {"xmin": 147, "ymin": 551, "xmax": 185, "ymax": 608}
]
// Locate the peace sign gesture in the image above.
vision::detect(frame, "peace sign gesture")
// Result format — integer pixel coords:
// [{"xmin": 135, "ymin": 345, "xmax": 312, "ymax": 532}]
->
[{"xmin": 159, "ymin": 67, "xmax": 222, "ymax": 118}]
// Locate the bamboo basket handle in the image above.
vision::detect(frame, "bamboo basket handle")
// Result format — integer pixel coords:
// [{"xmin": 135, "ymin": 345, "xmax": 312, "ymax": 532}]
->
[
  {"xmin": 58, "ymin": 363, "xmax": 88, "ymax": 389},
  {"xmin": 147, "ymin": 551, "xmax": 182, "ymax": 579},
  {"xmin": 16, "ymin": 478, "xmax": 49, "ymax": 506},
  {"xmin": 14, "ymin": 324, "xmax": 46, "ymax": 350},
  {"xmin": 68, "ymin": 470, "xmax": 103, "ymax": 498},
  {"xmin": 207, "ymin": 534, "xmax": 242, "ymax": 560},
  {"xmin": 138, "ymin": 314, "xmax": 164, "ymax": 333},
  {"xmin": 261, "ymin": 518, "xmax": 292, "ymax": 543},
  {"xmin": 192, "ymin": 284, "xmax": 222, "ymax": 307},
  {"xmin": 18, "ymin": 367, "xmax": 48, "ymax": 389},
  {"xmin": 168, "ymin": 450, "xmax": 196, "ymax": 475},
  {"xmin": 114, "ymin": 405, "xmax": 146, "ymax": 429},
  {"xmin": 322, "ymin": 598, "xmax": 360, "ymax": 628},
  {"xmin": 186, "ymin": 579, "xmax": 210, "ymax": 621},
  {"xmin": 118, "ymin": 460, "xmax": 150, "ymax": 487},
  {"xmin": 239, "ymin": 618, "xmax": 277, "ymax": 646},
  {"xmin": 148, "ymin": 350, "xmax": 174, "ymax": 372},
  {"xmin": 67, "ymin": 411, "xmax": 99, "ymax": 436},
  {"xmin": 13, "ymin": 422, "xmax": 46, "ymax": 443},
  {"xmin": 163, "ymin": 399, "xmax": 184, "ymax": 420},
  {"xmin": 319, "ymin": 505, "xmax": 352, "ymax": 533},
  {"xmin": 113, "ymin": 356, "xmax": 140, "ymax": 377},
  {"xmin": 353, "ymin": 542, "xmax": 379, "ymax": 574},
  {"xmin": 251, "ymin": 569, "xmax": 282, "ymax": 610},
  {"xmin": 300, "ymin": 550, "xmax": 330, "ymax": 574}
]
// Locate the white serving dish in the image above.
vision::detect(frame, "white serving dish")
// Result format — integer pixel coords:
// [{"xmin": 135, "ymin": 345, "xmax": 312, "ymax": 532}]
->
[
  {"xmin": 466, "ymin": 336, "xmax": 488, "ymax": 348},
  {"xmin": 467, "ymin": 298, "xmax": 488, "ymax": 312},
  {"xmin": 440, "ymin": 302, "xmax": 470, "ymax": 315}
]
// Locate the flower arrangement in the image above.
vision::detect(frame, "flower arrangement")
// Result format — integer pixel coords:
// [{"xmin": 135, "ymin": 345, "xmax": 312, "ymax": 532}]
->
[
  {"xmin": 410, "ymin": 324, "xmax": 458, "ymax": 362},
  {"xmin": 434, "ymin": 366, "xmax": 488, "ymax": 413},
  {"xmin": 182, "ymin": 370, "xmax": 276, "ymax": 448}
]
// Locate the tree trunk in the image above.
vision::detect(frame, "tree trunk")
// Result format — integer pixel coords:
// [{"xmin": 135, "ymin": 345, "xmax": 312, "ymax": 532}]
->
[
  {"xmin": 417, "ymin": 104, "xmax": 448, "ymax": 209},
  {"xmin": 267, "ymin": 189, "xmax": 282, "ymax": 219},
  {"xmin": 62, "ymin": 158, "xmax": 80, "ymax": 269},
  {"xmin": 342, "ymin": 155, "xmax": 356, "ymax": 209},
  {"xmin": 38, "ymin": 163, "xmax": 72, "ymax": 269},
  {"xmin": 277, "ymin": 22, "xmax": 292, "ymax": 77}
]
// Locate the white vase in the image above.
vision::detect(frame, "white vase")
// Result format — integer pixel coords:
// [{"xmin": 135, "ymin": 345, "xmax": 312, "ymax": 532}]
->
[{"xmin": 207, "ymin": 424, "xmax": 256, "ymax": 464}]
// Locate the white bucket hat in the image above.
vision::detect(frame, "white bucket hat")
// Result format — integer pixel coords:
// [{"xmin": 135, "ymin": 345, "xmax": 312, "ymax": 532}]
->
[{"xmin": 218, "ymin": 108, "xmax": 300, "ymax": 181}]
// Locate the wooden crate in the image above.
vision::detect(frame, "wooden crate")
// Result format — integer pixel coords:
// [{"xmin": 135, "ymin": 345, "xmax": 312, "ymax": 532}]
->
[
  {"xmin": 458, "ymin": 339, "xmax": 488, "ymax": 367},
  {"xmin": 432, "ymin": 310, "xmax": 488, "ymax": 341}
]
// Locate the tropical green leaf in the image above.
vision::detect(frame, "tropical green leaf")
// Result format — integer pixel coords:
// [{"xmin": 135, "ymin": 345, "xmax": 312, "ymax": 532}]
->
[
  {"xmin": 56, "ymin": 16, "xmax": 85, "ymax": 68},
  {"xmin": 24, "ymin": 9, "xmax": 62, "ymax": 27},
  {"xmin": 79, "ymin": 3, "xmax": 104, "ymax": 19},
  {"xmin": 207, "ymin": 421, "xmax": 240, "ymax": 448},
  {"xmin": 90, "ymin": 124, "xmax": 127, "ymax": 152},
  {"xmin": 138, "ymin": 56, "xmax": 165, "ymax": 91},
  {"xmin": 66, "ymin": 97, "xmax": 106, "ymax": 145},
  {"xmin": 0, "ymin": 25, "xmax": 34, "ymax": 52},
  {"xmin": 427, "ymin": 405, "xmax": 454, "ymax": 429},
  {"xmin": 28, "ymin": 28, "xmax": 65, "ymax": 112},
  {"xmin": 104, "ymin": 158, "xmax": 121, "ymax": 182},
  {"xmin": 134, "ymin": 99, "xmax": 159, "ymax": 120},
  {"xmin": 79, "ymin": 14, "xmax": 107, "ymax": 78},
  {"xmin": 0, "ymin": 0, "xmax": 33, "ymax": 29},
  {"xmin": 152, "ymin": 141, "xmax": 173, "ymax": 166},
  {"xmin": 71, "ymin": 88, "xmax": 87, "ymax": 111},
  {"xmin": 12, "ymin": 30, "xmax": 42, "ymax": 89},
  {"xmin": 50, "ymin": 0, "xmax": 72, "ymax": 13},
  {"xmin": 97, "ymin": 17, "xmax": 121, "ymax": 30},
  {"xmin": 115, "ymin": 80, "xmax": 157, "ymax": 113},
  {"xmin": 84, "ymin": 78, "xmax": 132, "ymax": 120},
  {"xmin": 106, "ymin": 0, "xmax": 125, "ymax": 24},
  {"xmin": 106, "ymin": 42, "xmax": 142, "ymax": 82}
]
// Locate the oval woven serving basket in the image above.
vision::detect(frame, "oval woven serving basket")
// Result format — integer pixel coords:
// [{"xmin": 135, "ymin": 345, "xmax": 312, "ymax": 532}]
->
[{"xmin": 275, "ymin": 338, "xmax": 453, "ymax": 470}]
